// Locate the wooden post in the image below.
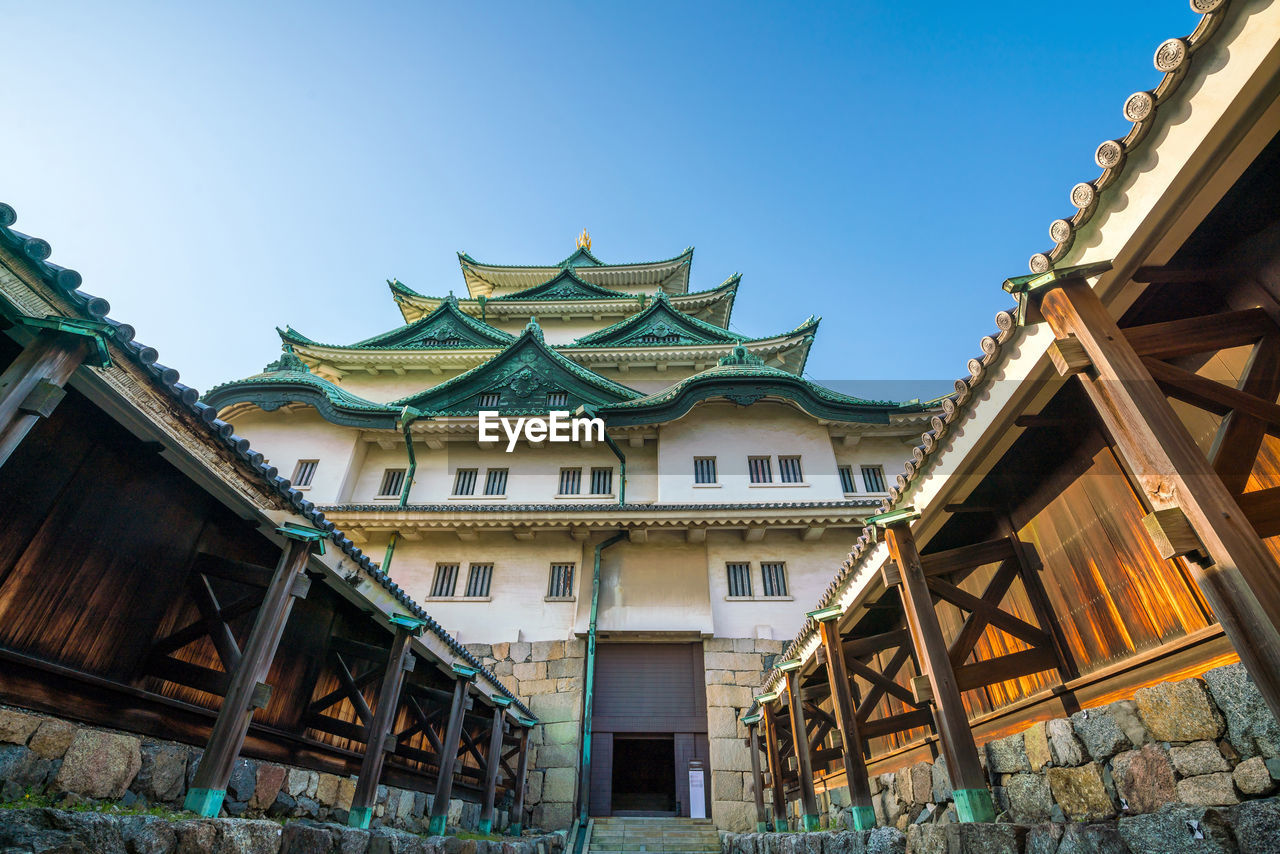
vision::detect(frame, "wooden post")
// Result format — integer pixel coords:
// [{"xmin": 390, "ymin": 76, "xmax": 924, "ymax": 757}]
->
[
  {"xmin": 427, "ymin": 668, "xmax": 475, "ymax": 836},
  {"xmin": 184, "ymin": 532, "xmax": 318, "ymax": 816},
  {"xmin": 745, "ymin": 721, "xmax": 769, "ymax": 832},
  {"xmin": 761, "ymin": 703, "xmax": 787, "ymax": 831},
  {"xmin": 781, "ymin": 668, "xmax": 820, "ymax": 831},
  {"xmin": 508, "ymin": 724, "xmax": 531, "ymax": 835},
  {"xmin": 879, "ymin": 516, "xmax": 994, "ymax": 822},
  {"xmin": 1039, "ymin": 278, "xmax": 1280, "ymax": 723},
  {"xmin": 0, "ymin": 329, "xmax": 92, "ymax": 468},
  {"xmin": 478, "ymin": 699, "xmax": 510, "ymax": 835},
  {"xmin": 348, "ymin": 626, "xmax": 416, "ymax": 828},
  {"xmin": 816, "ymin": 617, "xmax": 876, "ymax": 829}
]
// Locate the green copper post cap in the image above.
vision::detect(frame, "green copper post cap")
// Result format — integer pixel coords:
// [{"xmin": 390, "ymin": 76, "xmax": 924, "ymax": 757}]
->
[
  {"xmin": 807, "ymin": 605, "xmax": 843, "ymax": 622},
  {"xmin": 491, "ymin": 694, "xmax": 513, "ymax": 707},
  {"xmin": 16, "ymin": 314, "xmax": 114, "ymax": 367},
  {"xmin": 451, "ymin": 663, "xmax": 479, "ymax": 680},
  {"xmin": 867, "ymin": 507, "xmax": 920, "ymax": 527},
  {"xmin": 754, "ymin": 691, "xmax": 779, "ymax": 703},
  {"xmin": 388, "ymin": 613, "xmax": 428, "ymax": 634},
  {"xmin": 739, "ymin": 712, "xmax": 762, "ymax": 725},
  {"xmin": 774, "ymin": 658, "xmax": 802, "ymax": 672},
  {"xmin": 277, "ymin": 522, "xmax": 328, "ymax": 553},
  {"xmin": 1001, "ymin": 260, "xmax": 1112, "ymax": 295}
]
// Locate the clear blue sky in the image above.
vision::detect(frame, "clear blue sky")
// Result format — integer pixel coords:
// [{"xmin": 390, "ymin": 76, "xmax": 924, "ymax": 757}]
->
[{"xmin": 3, "ymin": 2, "xmax": 1202, "ymax": 400}]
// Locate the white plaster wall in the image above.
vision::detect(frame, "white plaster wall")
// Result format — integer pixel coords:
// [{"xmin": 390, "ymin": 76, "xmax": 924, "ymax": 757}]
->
[
  {"xmin": 704, "ymin": 528, "xmax": 855, "ymax": 640},
  {"xmin": 377, "ymin": 532, "xmax": 585, "ymax": 644},
  {"xmin": 328, "ymin": 370, "xmax": 473, "ymax": 403},
  {"xmin": 832, "ymin": 436, "xmax": 913, "ymax": 498},
  {"xmin": 590, "ymin": 531, "xmax": 715, "ymax": 635},
  {"xmin": 656, "ymin": 402, "xmax": 846, "ymax": 503},
  {"xmin": 222, "ymin": 408, "xmax": 360, "ymax": 504}
]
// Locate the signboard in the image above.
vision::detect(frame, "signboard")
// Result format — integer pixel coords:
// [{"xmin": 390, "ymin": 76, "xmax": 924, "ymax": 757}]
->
[{"xmin": 689, "ymin": 760, "xmax": 706, "ymax": 819}]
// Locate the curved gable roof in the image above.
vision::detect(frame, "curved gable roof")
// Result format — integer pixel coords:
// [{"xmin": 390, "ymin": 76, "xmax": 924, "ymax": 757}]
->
[
  {"xmin": 394, "ymin": 320, "xmax": 643, "ymax": 416},
  {"xmin": 492, "ymin": 268, "xmax": 635, "ymax": 302},
  {"xmin": 570, "ymin": 291, "xmax": 746, "ymax": 347},
  {"xmin": 280, "ymin": 296, "xmax": 513, "ymax": 351}
]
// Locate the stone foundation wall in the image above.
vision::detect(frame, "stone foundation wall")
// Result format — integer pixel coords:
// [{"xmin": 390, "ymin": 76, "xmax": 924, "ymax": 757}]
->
[
  {"xmin": 465, "ymin": 639, "xmax": 586, "ymax": 832},
  {"xmin": 1, "ymin": 808, "xmax": 566, "ymax": 854},
  {"xmin": 720, "ymin": 795, "xmax": 1280, "ymax": 853},
  {"xmin": 794, "ymin": 662, "xmax": 1280, "ymax": 836},
  {"xmin": 703, "ymin": 637, "xmax": 787, "ymax": 832},
  {"xmin": 0, "ymin": 705, "xmax": 501, "ymax": 833}
]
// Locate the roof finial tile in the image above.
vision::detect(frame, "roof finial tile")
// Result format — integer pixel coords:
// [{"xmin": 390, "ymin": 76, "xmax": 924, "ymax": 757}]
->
[{"xmin": 576, "ymin": 229, "xmax": 591, "ymax": 251}]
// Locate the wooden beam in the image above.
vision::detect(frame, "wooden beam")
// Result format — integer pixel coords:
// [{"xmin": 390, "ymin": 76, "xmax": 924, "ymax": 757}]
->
[
  {"xmin": 349, "ymin": 627, "xmax": 414, "ymax": 827},
  {"xmin": 746, "ymin": 724, "xmax": 769, "ymax": 832},
  {"xmin": 881, "ymin": 521, "xmax": 994, "ymax": 822},
  {"xmin": 1123, "ymin": 308, "xmax": 1273, "ymax": 360},
  {"xmin": 184, "ymin": 536, "xmax": 316, "ymax": 816},
  {"xmin": 953, "ymin": 646, "xmax": 1059, "ymax": 693},
  {"xmin": 842, "ymin": 628, "xmax": 911, "ymax": 660},
  {"xmin": 1234, "ymin": 486, "xmax": 1280, "ymax": 540},
  {"xmin": 818, "ymin": 619, "xmax": 875, "ymax": 829},
  {"xmin": 427, "ymin": 675, "xmax": 473, "ymax": 835},
  {"xmin": 1039, "ymin": 277, "xmax": 1280, "ymax": 727},
  {"xmin": 858, "ymin": 708, "xmax": 934, "ymax": 740},
  {"xmin": 850, "ymin": 646, "xmax": 918, "ymax": 721},
  {"xmin": 1144, "ymin": 356, "xmax": 1280, "ymax": 429},
  {"xmin": 925, "ymin": 576, "xmax": 1050, "ymax": 649},
  {"xmin": 0, "ymin": 330, "xmax": 93, "ymax": 468},
  {"xmin": 508, "ymin": 726, "xmax": 530, "ymax": 835},
  {"xmin": 478, "ymin": 703, "xmax": 507, "ymax": 834},
  {"xmin": 944, "ymin": 558, "xmax": 1022, "ymax": 668},
  {"xmin": 919, "ymin": 538, "xmax": 1016, "ymax": 578},
  {"xmin": 1005, "ymin": 525, "xmax": 1080, "ymax": 680},
  {"xmin": 1048, "ymin": 335, "xmax": 1091, "ymax": 377},
  {"xmin": 761, "ymin": 704, "xmax": 787, "ymax": 831},
  {"xmin": 783, "ymin": 669, "xmax": 820, "ymax": 830},
  {"xmin": 1209, "ymin": 335, "xmax": 1280, "ymax": 495}
]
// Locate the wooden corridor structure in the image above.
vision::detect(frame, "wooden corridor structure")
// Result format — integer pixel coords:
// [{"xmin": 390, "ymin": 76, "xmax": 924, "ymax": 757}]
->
[
  {"xmin": 742, "ymin": 128, "xmax": 1280, "ymax": 830},
  {"xmin": 0, "ymin": 224, "xmax": 537, "ymax": 832}
]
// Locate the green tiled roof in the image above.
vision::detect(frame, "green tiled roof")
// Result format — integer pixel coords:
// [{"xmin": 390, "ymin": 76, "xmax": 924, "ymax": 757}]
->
[
  {"xmin": 204, "ymin": 351, "xmax": 399, "ymax": 428},
  {"xmin": 570, "ymin": 291, "xmax": 748, "ymax": 347},
  {"xmin": 458, "ymin": 246, "xmax": 694, "ymax": 271},
  {"xmin": 392, "ymin": 319, "xmax": 643, "ymax": 416},
  {"xmin": 280, "ymin": 296, "xmax": 513, "ymax": 351},
  {"xmin": 592, "ymin": 345, "xmax": 921, "ymax": 426},
  {"xmin": 492, "ymin": 268, "xmax": 636, "ymax": 302}
]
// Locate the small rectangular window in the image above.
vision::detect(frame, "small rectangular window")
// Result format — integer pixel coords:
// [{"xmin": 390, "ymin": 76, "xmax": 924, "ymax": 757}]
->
[
  {"xmin": 430, "ymin": 563, "xmax": 460, "ymax": 598},
  {"xmin": 749, "ymin": 456, "xmax": 772, "ymax": 484},
  {"xmin": 862, "ymin": 465, "xmax": 887, "ymax": 493},
  {"xmin": 478, "ymin": 392, "xmax": 501, "ymax": 408},
  {"xmin": 379, "ymin": 468, "xmax": 406, "ymax": 498},
  {"xmin": 548, "ymin": 563, "xmax": 575, "ymax": 599},
  {"xmin": 547, "ymin": 391, "xmax": 569, "ymax": 408},
  {"xmin": 727, "ymin": 562, "xmax": 753, "ymax": 597},
  {"xmin": 559, "ymin": 468, "xmax": 581, "ymax": 495},
  {"xmin": 590, "ymin": 467, "xmax": 613, "ymax": 495},
  {"xmin": 484, "ymin": 468, "xmax": 508, "ymax": 496},
  {"xmin": 453, "ymin": 468, "xmax": 478, "ymax": 496},
  {"xmin": 292, "ymin": 460, "xmax": 318, "ymax": 488},
  {"xmin": 761, "ymin": 562, "xmax": 788, "ymax": 597},
  {"xmin": 465, "ymin": 563, "xmax": 493, "ymax": 598},
  {"xmin": 779, "ymin": 456, "xmax": 803, "ymax": 483},
  {"xmin": 694, "ymin": 457, "xmax": 717, "ymax": 484},
  {"xmin": 838, "ymin": 465, "xmax": 856, "ymax": 494}
]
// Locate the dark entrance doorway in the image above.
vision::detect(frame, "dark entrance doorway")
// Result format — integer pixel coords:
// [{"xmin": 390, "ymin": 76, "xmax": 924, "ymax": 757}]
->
[{"xmin": 610, "ymin": 735, "xmax": 676, "ymax": 815}]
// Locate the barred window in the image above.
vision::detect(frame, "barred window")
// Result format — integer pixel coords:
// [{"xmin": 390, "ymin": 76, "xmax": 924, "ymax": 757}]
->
[
  {"xmin": 484, "ymin": 468, "xmax": 508, "ymax": 496},
  {"xmin": 761, "ymin": 562, "xmax": 788, "ymax": 597},
  {"xmin": 379, "ymin": 468, "xmax": 406, "ymax": 497},
  {"xmin": 547, "ymin": 391, "xmax": 569, "ymax": 408},
  {"xmin": 779, "ymin": 456, "xmax": 803, "ymax": 483},
  {"xmin": 838, "ymin": 465, "xmax": 856, "ymax": 494},
  {"xmin": 548, "ymin": 563, "xmax": 575, "ymax": 599},
  {"xmin": 465, "ymin": 563, "xmax": 493, "ymax": 598},
  {"xmin": 453, "ymin": 468, "xmax": 478, "ymax": 496},
  {"xmin": 727, "ymin": 562, "xmax": 753, "ymax": 597},
  {"xmin": 748, "ymin": 456, "xmax": 772, "ymax": 484},
  {"xmin": 694, "ymin": 457, "xmax": 717, "ymax": 484},
  {"xmin": 478, "ymin": 392, "xmax": 501, "ymax": 408},
  {"xmin": 559, "ymin": 468, "xmax": 581, "ymax": 495},
  {"xmin": 590, "ymin": 467, "xmax": 612, "ymax": 495},
  {"xmin": 430, "ymin": 563, "xmax": 460, "ymax": 598},
  {"xmin": 862, "ymin": 465, "xmax": 887, "ymax": 493},
  {"xmin": 292, "ymin": 460, "xmax": 318, "ymax": 488}
]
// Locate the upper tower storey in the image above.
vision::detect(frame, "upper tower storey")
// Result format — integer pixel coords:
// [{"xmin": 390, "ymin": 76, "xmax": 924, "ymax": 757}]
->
[{"xmin": 456, "ymin": 237, "xmax": 694, "ymax": 299}]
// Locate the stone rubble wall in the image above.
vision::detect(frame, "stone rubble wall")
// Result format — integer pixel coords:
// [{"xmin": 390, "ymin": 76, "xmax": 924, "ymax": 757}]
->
[
  {"xmin": 788, "ymin": 662, "xmax": 1280, "ymax": 839},
  {"xmin": 703, "ymin": 637, "xmax": 787, "ymax": 832},
  {"xmin": 719, "ymin": 794, "xmax": 1280, "ymax": 853},
  {"xmin": 0, "ymin": 808, "xmax": 566, "ymax": 854},
  {"xmin": 465, "ymin": 639, "xmax": 585, "ymax": 832},
  {"xmin": 0, "ymin": 705, "xmax": 502, "ymax": 833}
]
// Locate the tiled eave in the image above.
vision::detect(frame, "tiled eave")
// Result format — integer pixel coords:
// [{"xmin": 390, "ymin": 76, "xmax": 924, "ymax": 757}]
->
[
  {"xmin": 461, "ymin": 256, "xmax": 693, "ymax": 298},
  {"xmin": 395, "ymin": 277, "xmax": 739, "ymax": 326},
  {"xmin": 320, "ymin": 500, "xmax": 884, "ymax": 537}
]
